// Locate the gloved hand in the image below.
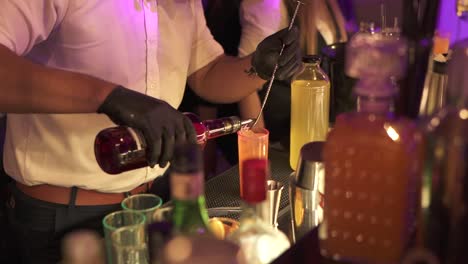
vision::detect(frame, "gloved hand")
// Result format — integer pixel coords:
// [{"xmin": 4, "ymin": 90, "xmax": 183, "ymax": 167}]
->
[
  {"xmin": 252, "ymin": 26, "xmax": 301, "ymax": 80},
  {"xmin": 98, "ymin": 86, "xmax": 197, "ymax": 168}
]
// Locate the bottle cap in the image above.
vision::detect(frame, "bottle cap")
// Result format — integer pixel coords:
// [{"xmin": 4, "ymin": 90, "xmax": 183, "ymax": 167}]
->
[
  {"xmin": 447, "ymin": 38, "xmax": 468, "ymax": 107},
  {"xmin": 172, "ymin": 143, "xmax": 203, "ymax": 173},
  {"xmin": 242, "ymin": 159, "xmax": 268, "ymax": 204},
  {"xmin": 302, "ymin": 55, "xmax": 321, "ymax": 64}
]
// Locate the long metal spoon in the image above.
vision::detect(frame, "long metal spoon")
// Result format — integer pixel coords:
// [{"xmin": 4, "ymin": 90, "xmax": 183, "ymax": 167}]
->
[{"xmin": 249, "ymin": 0, "xmax": 305, "ymax": 129}]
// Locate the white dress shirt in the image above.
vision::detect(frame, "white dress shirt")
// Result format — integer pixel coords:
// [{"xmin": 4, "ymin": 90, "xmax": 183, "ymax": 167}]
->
[
  {"xmin": 238, "ymin": 0, "xmax": 289, "ymax": 57},
  {"xmin": 0, "ymin": 0, "xmax": 223, "ymax": 192}
]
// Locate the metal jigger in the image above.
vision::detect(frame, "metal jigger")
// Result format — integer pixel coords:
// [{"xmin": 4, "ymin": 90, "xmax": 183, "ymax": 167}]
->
[
  {"xmin": 265, "ymin": 180, "xmax": 284, "ymax": 229},
  {"xmin": 289, "ymin": 141, "xmax": 325, "ymax": 243}
]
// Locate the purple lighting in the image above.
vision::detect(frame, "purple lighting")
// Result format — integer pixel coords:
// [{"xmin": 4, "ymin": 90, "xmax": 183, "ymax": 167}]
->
[{"xmin": 437, "ymin": 0, "xmax": 468, "ymax": 45}]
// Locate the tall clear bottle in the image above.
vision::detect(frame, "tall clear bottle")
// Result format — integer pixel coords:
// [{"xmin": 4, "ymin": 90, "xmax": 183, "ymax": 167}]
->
[
  {"xmin": 418, "ymin": 54, "xmax": 449, "ymax": 118},
  {"xmin": 95, "ymin": 113, "xmax": 254, "ymax": 174},
  {"xmin": 228, "ymin": 158, "xmax": 290, "ymax": 264},
  {"xmin": 319, "ymin": 33, "xmax": 424, "ymax": 263},
  {"xmin": 169, "ymin": 143, "xmax": 211, "ymax": 236},
  {"xmin": 290, "ymin": 55, "xmax": 330, "ymax": 170},
  {"xmin": 409, "ymin": 38, "xmax": 468, "ymax": 264}
]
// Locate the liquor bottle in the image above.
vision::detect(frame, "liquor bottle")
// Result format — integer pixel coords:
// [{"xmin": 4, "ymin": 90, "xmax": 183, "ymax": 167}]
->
[
  {"xmin": 405, "ymin": 38, "xmax": 468, "ymax": 264},
  {"xmin": 290, "ymin": 55, "xmax": 330, "ymax": 170},
  {"xmin": 170, "ymin": 142, "xmax": 211, "ymax": 236},
  {"xmin": 319, "ymin": 33, "xmax": 424, "ymax": 263},
  {"xmin": 418, "ymin": 54, "xmax": 449, "ymax": 118},
  {"xmin": 398, "ymin": 0, "xmax": 441, "ymax": 118},
  {"xmin": 228, "ymin": 158, "xmax": 290, "ymax": 264},
  {"xmin": 95, "ymin": 112, "xmax": 254, "ymax": 174}
]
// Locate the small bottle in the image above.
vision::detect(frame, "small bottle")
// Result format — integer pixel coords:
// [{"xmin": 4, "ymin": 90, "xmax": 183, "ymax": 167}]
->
[
  {"xmin": 170, "ymin": 143, "xmax": 211, "ymax": 236},
  {"xmin": 290, "ymin": 55, "xmax": 331, "ymax": 170},
  {"xmin": 94, "ymin": 112, "xmax": 254, "ymax": 174},
  {"xmin": 228, "ymin": 158, "xmax": 290, "ymax": 264},
  {"xmin": 319, "ymin": 33, "xmax": 424, "ymax": 263}
]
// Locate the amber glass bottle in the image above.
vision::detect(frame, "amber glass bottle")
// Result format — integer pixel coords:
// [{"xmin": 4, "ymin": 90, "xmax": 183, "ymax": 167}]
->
[{"xmin": 319, "ymin": 33, "xmax": 424, "ymax": 263}]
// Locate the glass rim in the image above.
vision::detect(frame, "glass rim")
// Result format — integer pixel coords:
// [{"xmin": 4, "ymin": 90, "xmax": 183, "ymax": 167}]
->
[
  {"xmin": 237, "ymin": 127, "xmax": 269, "ymax": 138},
  {"xmin": 121, "ymin": 194, "xmax": 163, "ymax": 213},
  {"xmin": 102, "ymin": 210, "xmax": 146, "ymax": 231}
]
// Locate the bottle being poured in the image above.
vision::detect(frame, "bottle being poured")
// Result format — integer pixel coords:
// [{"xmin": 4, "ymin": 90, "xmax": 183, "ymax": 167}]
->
[{"xmin": 94, "ymin": 112, "xmax": 253, "ymax": 174}]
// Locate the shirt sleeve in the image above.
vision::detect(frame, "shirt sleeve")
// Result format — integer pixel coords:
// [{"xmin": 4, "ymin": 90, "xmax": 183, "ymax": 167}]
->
[
  {"xmin": 238, "ymin": 0, "xmax": 289, "ymax": 57},
  {"xmin": 0, "ymin": 0, "xmax": 68, "ymax": 55},
  {"xmin": 187, "ymin": 0, "xmax": 224, "ymax": 76}
]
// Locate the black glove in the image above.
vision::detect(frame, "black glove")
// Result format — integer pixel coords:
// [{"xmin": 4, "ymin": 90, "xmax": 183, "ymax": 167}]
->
[
  {"xmin": 252, "ymin": 26, "xmax": 301, "ymax": 81},
  {"xmin": 98, "ymin": 86, "xmax": 197, "ymax": 168}
]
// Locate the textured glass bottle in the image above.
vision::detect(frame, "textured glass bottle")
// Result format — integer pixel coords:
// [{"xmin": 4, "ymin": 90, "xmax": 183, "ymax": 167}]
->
[
  {"xmin": 319, "ymin": 33, "xmax": 424, "ymax": 263},
  {"xmin": 228, "ymin": 159, "xmax": 290, "ymax": 264},
  {"xmin": 169, "ymin": 143, "xmax": 211, "ymax": 236},
  {"xmin": 290, "ymin": 55, "xmax": 330, "ymax": 170},
  {"xmin": 94, "ymin": 112, "xmax": 253, "ymax": 174}
]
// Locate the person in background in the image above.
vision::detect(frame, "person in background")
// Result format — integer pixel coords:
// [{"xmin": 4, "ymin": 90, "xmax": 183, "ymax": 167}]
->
[
  {"xmin": 0, "ymin": 1, "xmax": 301, "ymax": 263},
  {"xmin": 180, "ymin": 0, "xmax": 289, "ymax": 170}
]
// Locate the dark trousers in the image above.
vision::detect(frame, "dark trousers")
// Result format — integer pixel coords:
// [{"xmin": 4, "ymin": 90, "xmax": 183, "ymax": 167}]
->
[
  {"xmin": 6, "ymin": 183, "xmax": 121, "ymax": 264},
  {"xmin": 5, "ymin": 173, "xmax": 171, "ymax": 264}
]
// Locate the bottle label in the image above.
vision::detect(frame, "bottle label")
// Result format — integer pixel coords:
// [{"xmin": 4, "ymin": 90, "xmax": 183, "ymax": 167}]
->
[{"xmin": 171, "ymin": 172, "xmax": 204, "ymax": 200}]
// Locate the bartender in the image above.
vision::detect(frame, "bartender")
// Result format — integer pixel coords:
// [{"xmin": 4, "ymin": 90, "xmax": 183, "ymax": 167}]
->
[{"xmin": 0, "ymin": 0, "xmax": 301, "ymax": 263}]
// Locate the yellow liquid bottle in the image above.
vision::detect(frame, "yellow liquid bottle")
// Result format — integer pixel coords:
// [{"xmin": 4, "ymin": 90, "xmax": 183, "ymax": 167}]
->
[{"xmin": 290, "ymin": 55, "xmax": 330, "ymax": 170}]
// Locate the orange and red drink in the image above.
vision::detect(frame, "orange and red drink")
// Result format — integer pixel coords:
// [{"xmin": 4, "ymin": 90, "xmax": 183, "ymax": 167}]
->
[{"xmin": 237, "ymin": 128, "xmax": 269, "ymax": 199}]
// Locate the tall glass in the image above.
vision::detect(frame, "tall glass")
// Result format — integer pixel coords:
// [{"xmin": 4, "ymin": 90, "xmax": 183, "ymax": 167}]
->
[
  {"xmin": 237, "ymin": 128, "xmax": 269, "ymax": 199},
  {"xmin": 102, "ymin": 210, "xmax": 146, "ymax": 264},
  {"xmin": 111, "ymin": 225, "xmax": 149, "ymax": 264},
  {"xmin": 121, "ymin": 194, "xmax": 163, "ymax": 224}
]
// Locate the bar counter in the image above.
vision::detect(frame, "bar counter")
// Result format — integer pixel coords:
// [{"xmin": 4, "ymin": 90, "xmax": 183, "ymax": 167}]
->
[
  {"xmin": 204, "ymin": 146, "xmax": 293, "ymax": 234},
  {"xmin": 203, "ymin": 147, "xmax": 342, "ymax": 264}
]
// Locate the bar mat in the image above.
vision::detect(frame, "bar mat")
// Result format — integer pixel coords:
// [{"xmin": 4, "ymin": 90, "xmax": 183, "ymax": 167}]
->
[{"xmin": 204, "ymin": 149, "xmax": 293, "ymax": 222}]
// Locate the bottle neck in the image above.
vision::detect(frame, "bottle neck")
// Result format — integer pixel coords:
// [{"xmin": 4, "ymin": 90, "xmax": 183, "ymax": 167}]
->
[
  {"xmin": 354, "ymin": 78, "xmax": 396, "ymax": 115},
  {"xmin": 171, "ymin": 171, "xmax": 210, "ymax": 235},
  {"xmin": 184, "ymin": 112, "xmax": 254, "ymax": 144},
  {"xmin": 303, "ymin": 62, "xmax": 320, "ymax": 69},
  {"xmin": 202, "ymin": 116, "xmax": 254, "ymax": 139},
  {"xmin": 356, "ymin": 95, "xmax": 395, "ymax": 114},
  {"xmin": 170, "ymin": 171, "xmax": 204, "ymax": 201},
  {"xmin": 239, "ymin": 200, "xmax": 268, "ymax": 224}
]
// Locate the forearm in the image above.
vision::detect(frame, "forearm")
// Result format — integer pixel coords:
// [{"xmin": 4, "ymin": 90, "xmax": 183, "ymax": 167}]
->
[
  {"xmin": 0, "ymin": 45, "xmax": 115, "ymax": 113},
  {"xmin": 188, "ymin": 55, "xmax": 265, "ymax": 103}
]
